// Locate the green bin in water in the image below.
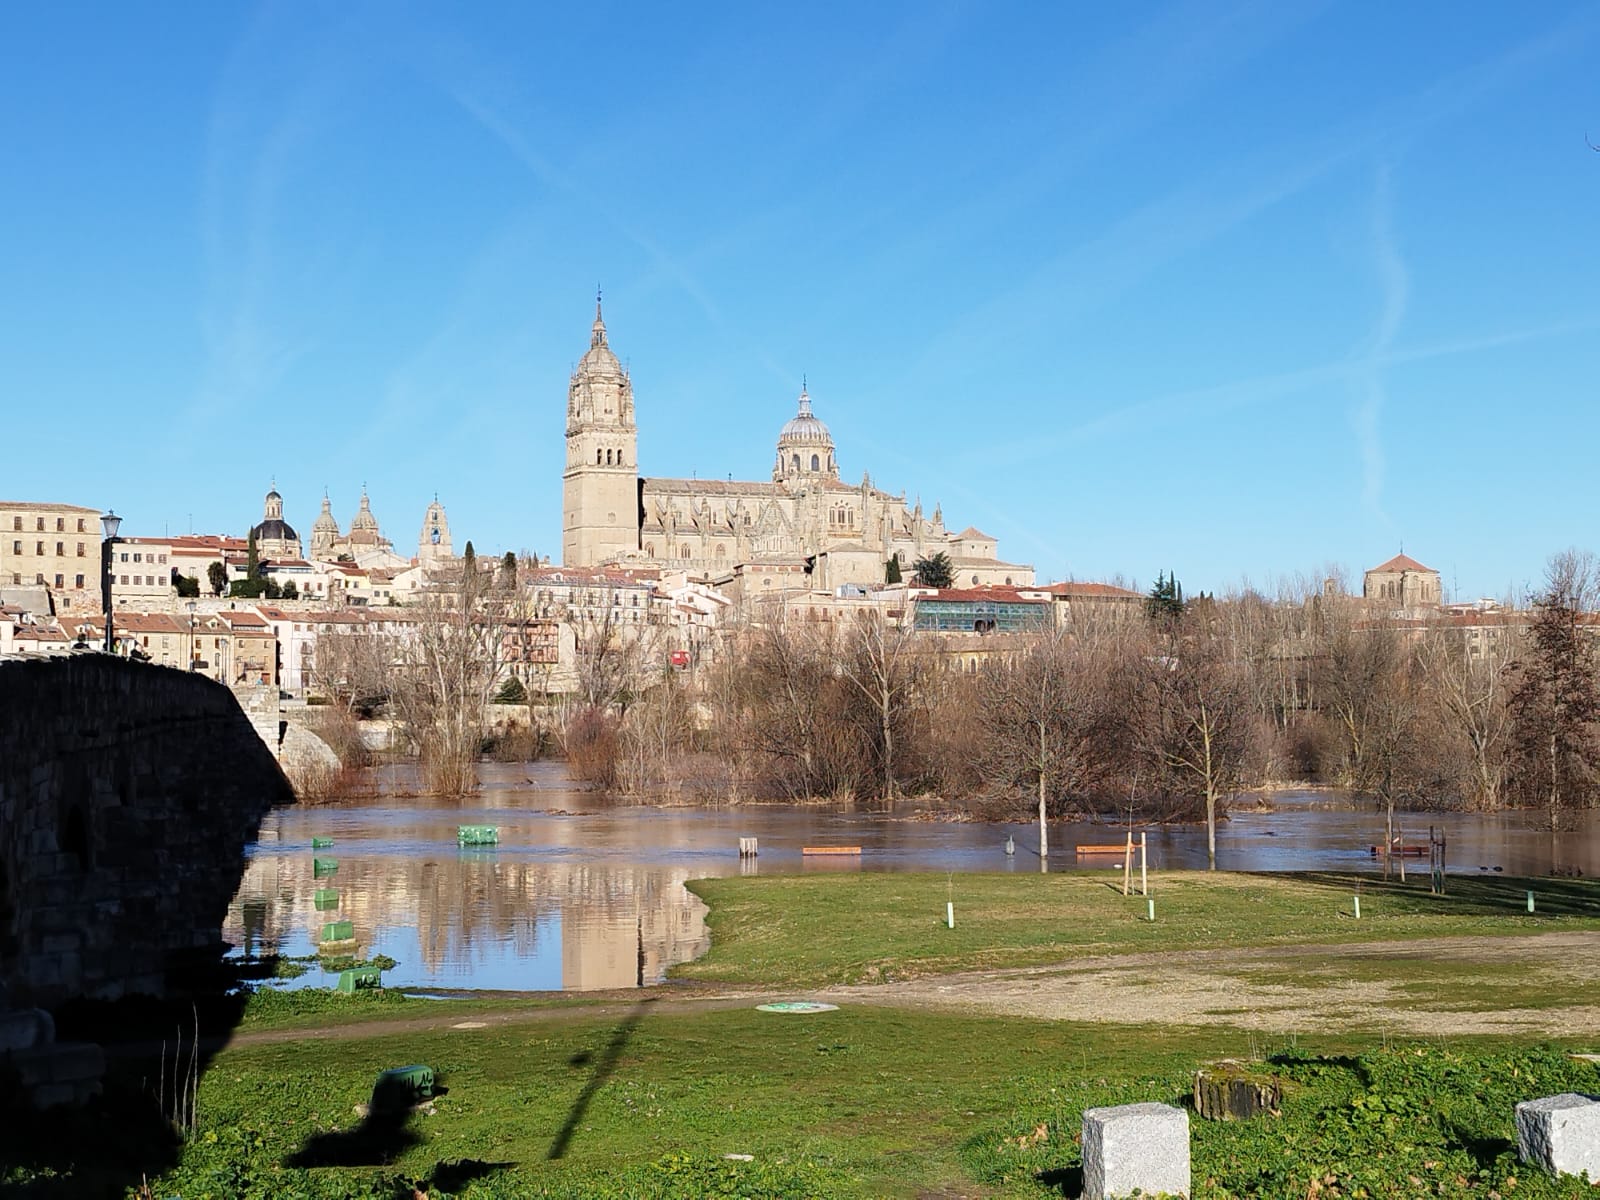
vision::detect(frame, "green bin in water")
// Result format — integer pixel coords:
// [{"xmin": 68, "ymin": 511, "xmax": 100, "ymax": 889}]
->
[
  {"xmin": 457, "ymin": 825, "xmax": 499, "ymax": 846},
  {"xmin": 320, "ymin": 919, "xmax": 355, "ymax": 943},
  {"xmin": 337, "ymin": 966, "xmax": 383, "ymax": 993},
  {"xmin": 313, "ymin": 857, "xmax": 338, "ymax": 877},
  {"xmin": 313, "ymin": 889, "xmax": 340, "ymax": 911},
  {"xmin": 311, "ymin": 836, "xmax": 333, "ymax": 849}
]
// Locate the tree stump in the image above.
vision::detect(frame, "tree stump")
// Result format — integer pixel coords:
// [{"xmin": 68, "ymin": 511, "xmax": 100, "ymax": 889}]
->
[{"xmin": 1193, "ymin": 1062, "xmax": 1282, "ymax": 1121}]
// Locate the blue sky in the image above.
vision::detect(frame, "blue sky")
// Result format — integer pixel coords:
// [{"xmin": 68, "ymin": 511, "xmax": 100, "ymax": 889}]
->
[{"xmin": 4, "ymin": 1, "xmax": 1598, "ymax": 601}]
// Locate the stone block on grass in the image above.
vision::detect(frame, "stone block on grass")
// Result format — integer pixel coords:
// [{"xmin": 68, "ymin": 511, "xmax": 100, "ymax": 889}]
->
[
  {"xmin": 1082, "ymin": 1101, "xmax": 1189, "ymax": 1199},
  {"xmin": 1516, "ymin": 1093, "xmax": 1600, "ymax": 1181}
]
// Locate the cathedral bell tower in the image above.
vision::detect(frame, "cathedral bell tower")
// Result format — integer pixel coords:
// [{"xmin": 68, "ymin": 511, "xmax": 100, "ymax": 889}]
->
[{"xmin": 562, "ymin": 295, "xmax": 639, "ymax": 566}]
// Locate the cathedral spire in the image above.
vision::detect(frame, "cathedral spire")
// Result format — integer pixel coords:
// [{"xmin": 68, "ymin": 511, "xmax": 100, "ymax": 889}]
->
[{"xmin": 592, "ymin": 286, "xmax": 607, "ymax": 349}]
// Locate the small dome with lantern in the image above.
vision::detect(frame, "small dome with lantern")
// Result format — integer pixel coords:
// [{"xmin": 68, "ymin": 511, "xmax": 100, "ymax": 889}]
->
[{"xmin": 773, "ymin": 385, "xmax": 838, "ymax": 483}]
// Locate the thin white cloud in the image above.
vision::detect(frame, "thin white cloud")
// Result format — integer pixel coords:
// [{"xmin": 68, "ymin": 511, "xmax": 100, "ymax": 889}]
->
[{"xmin": 1349, "ymin": 165, "xmax": 1408, "ymax": 521}]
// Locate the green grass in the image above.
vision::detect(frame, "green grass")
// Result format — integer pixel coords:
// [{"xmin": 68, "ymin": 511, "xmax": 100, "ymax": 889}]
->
[
  {"xmin": 677, "ymin": 871, "xmax": 1600, "ymax": 987},
  {"xmin": 9, "ymin": 870, "xmax": 1600, "ymax": 1198},
  {"xmin": 15, "ymin": 1012, "xmax": 1600, "ymax": 1198}
]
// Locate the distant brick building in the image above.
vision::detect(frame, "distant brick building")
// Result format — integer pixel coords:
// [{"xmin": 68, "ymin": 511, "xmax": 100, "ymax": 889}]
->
[{"xmin": 1363, "ymin": 553, "xmax": 1441, "ymax": 611}]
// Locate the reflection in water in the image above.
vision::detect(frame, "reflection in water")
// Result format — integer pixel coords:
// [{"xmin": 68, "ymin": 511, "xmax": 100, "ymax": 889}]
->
[{"xmin": 223, "ymin": 762, "xmax": 1600, "ymax": 994}]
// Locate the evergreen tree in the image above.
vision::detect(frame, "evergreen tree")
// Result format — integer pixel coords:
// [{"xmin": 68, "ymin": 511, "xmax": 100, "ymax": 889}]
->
[
  {"xmin": 207, "ymin": 561, "xmax": 227, "ymax": 596},
  {"xmin": 1146, "ymin": 570, "xmax": 1185, "ymax": 622},
  {"xmin": 502, "ymin": 550, "xmax": 517, "ymax": 580},
  {"xmin": 281, "ymin": 580, "xmax": 299, "ymax": 600},
  {"xmin": 884, "ymin": 556, "xmax": 902, "ymax": 584},
  {"xmin": 912, "ymin": 551, "xmax": 954, "ymax": 589}
]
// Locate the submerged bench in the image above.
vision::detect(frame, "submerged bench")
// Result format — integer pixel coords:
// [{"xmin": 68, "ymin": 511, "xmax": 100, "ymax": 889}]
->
[{"xmin": 802, "ymin": 846, "xmax": 862, "ymax": 856}]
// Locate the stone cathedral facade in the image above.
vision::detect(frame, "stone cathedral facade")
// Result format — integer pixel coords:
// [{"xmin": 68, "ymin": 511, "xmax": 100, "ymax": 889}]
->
[{"xmin": 561, "ymin": 303, "xmax": 1031, "ymax": 591}]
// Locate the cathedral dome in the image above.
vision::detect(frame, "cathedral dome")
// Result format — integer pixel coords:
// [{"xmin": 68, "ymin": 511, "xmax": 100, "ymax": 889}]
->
[
  {"xmin": 577, "ymin": 300, "xmax": 623, "ymax": 376},
  {"xmin": 251, "ymin": 483, "xmax": 298, "ymax": 546},
  {"xmin": 778, "ymin": 389, "xmax": 833, "ymax": 446},
  {"xmin": 351, "ymin": 489, "xmax": 379, "ymax": 532},
  {"xmin": 773, "ymin": 387, "xmax": 839, "ymax": 483},
  {"xmin": 251, "ymin": 517, "xmax": 298, "ymax": 543},
  {"xmin": 312, "ymin": 494, "xmax": 339, "ymax": 535}
]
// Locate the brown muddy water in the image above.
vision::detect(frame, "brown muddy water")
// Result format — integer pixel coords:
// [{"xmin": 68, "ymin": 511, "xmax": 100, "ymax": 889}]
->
[{"xmin": 223, "ymin": 762, "xmax": 1600, "ymax": 994}]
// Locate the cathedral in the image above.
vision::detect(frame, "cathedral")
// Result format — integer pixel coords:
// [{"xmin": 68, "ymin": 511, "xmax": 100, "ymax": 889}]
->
[{"xmin": 561, "ymin": 302, "xmax": 1032, "ymax": 591}]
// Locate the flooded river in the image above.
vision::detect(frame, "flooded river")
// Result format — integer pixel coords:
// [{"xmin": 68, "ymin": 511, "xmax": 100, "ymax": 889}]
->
[{"xmin": 224, "ymin": 763, "xmax": 1599, "ymax": 994}]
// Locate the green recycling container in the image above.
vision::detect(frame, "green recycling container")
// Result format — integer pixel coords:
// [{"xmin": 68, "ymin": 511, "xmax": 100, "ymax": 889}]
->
[
  {"xmin": 313, "ymin": 889, "xmax": 340, "ymax": 911},
  {"xmin": 371, "ymin": 1064, "xmax": 435, "ymax": 1111},
  {"xmin": 313, "ymin": 857, "xmax": 338, "ymax": 877},
  {"xmin": 337, "ymin": 966, "xmax": 383, "ymax": 993},
  {"xmin": 457, "ymin": 825, "xmax": 499, "ymax": 846},
  {"xmin": 319, "ymin": 920, "xmax": 355, "ymax": 942},
  {"xmin": 311, "ymin": 837, "xmax": 333, "ymax": 849}
]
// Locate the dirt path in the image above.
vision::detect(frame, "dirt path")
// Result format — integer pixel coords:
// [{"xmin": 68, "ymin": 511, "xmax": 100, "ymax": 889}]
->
[
  {"xmin": 218, "ymin": 931, "xmax": 1600, "ymax": 1049},
  {"xmin": 820, "ymin": 931, "xmax": 1600, "ymax": 1037}
]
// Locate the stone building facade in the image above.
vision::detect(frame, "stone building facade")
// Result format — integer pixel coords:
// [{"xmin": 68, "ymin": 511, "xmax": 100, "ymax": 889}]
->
[
  {"xmin": 561, "ymin": 304, "xmax": 1031, "ymax": 591},
  {"xmin": 0, "ymin": 501, "xmax": 101, "ymax": 610},
  {"xmin": 1363, "ymin": 553, "xmax": 1442, "ymax": 611}
]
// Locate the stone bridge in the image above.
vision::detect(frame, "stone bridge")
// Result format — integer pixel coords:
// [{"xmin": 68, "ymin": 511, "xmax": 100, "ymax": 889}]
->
[{"xmin": 0, "ymin": 655, "xmax": 294, "ymax": 1011}]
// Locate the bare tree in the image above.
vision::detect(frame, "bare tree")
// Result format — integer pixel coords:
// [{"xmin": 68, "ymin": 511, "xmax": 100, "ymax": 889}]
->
[
  {"xmin": 569, "ymin": 583, "xmax": 658, "ymax": 715},
  {"xmin": 836, "ymin": 609, "xmax": 926, "ymax": 800},
  {"xmin": 1417, "ymin": 617, "xmax": 1516, "ymax": 809},
  {"xmin": 979, "ymin": 630, "xmax": 1120, "ymax": 859},
  {"xmin": 387, "ymin": 557, "xmax": 509, "ymax": 795},
  {"xmin": 1142, "ymin": 620, "xmax": 1254, "ymax": 870},
  {"xmin": 1504, "ymin": 550, "xmax": 1600, "ymax": 827}
]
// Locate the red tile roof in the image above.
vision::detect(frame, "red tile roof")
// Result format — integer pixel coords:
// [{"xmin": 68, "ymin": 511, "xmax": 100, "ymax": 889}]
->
[
  {"xmin": 1369, "ymin": 553, "xmax": 1433, "ymax": 574},
  {"xmin": 915, "ymin": 587, "xmax": 1046, "ymax": 604},
  {"xmin": 1041, "ymin": 581, "xmax": 1144, "ymax": 599}
]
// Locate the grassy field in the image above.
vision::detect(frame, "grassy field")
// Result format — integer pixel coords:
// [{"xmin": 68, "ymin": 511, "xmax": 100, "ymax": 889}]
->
[
  {"xmin": 676, "ymin": 870, "xmax": 1600, "ymax": 987},
  {"xmin": 5, "ymin": 871, "xmax": 1600, "ymax": 1199}
]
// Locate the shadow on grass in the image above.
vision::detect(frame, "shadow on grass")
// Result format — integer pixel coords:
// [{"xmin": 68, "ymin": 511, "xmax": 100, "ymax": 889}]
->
[
  {"xmin": 423, "ymin": 1157, "xmax": 515, "ymax": 1192},
  {"xmin": 1036, "ymin": 1164, "xmax": 1082, "ymax": 1196},
  {"xmin": 285, "ymin": 1074, "xmax": 453, "ymax": 1169},
  {"xmin": 0, "ymin": 948, "xmax": 278, "ymax": 1199},
  {"xmin": 1282, "ymin": 872, "xmax": 1600, "ymax": 918},
  {"xmin": 548, "ymin": 997, "xmax": 655, "ymax": 1161}
]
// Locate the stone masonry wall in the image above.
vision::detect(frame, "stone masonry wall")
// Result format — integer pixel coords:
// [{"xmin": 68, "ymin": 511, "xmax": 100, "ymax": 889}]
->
[{"xmin": 0, "ymin": 656, "xmax": 294, "ymax": 1008}]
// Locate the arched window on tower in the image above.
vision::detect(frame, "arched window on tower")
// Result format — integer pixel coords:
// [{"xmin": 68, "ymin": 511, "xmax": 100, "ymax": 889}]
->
[
  {"xmin": 596, "ymin": 448, "xmax": 603, "ymax": 465},
  {"xmin": 791, "ymin": 454, "xmax": 800, "ymax": 473},
  {"xmin": 617, "ymin": 449, "xmax": 625, "ymax": 466},
  {"xmin": 715, "ymin": 544, "xmax": 726, "ymax": 558},
  {"xmin": 606, "ymin": 449, "xmax": 613, "ymax": 465},
  {"xmin": 644, "ymin": 543, "xmax": 655, "ymax": 558},
  {"xmin": 679, "ymin": 545, "xmax": 691, "ymax": 560},
  {"xmin": 811, "ymin": 453, "xmax": 820, "ymax": 471}
]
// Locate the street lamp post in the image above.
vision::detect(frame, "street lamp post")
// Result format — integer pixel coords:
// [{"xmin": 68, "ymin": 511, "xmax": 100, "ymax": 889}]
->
[
  {"xmin": 186, "ymin": 600, "xmax": 197, "ymax": 670},
  {"xmin": 100, "ymin": 510, "xmax": 122, "ymax": 653}
]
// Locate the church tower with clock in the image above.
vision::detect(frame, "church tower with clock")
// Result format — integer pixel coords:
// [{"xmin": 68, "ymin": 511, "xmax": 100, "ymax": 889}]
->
[{"xmin": 562, "ymin": 296, "xmax": 640, "ymax": 566}]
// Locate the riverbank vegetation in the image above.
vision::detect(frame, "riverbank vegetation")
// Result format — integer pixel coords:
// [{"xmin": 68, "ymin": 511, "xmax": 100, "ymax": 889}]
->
[{"xmin": 299, "ymin": 549, "xmax": 1600, "ymax": 842}]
